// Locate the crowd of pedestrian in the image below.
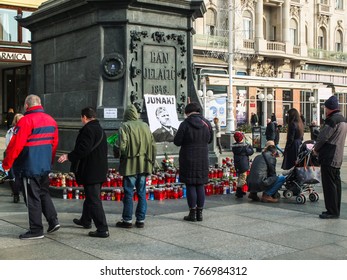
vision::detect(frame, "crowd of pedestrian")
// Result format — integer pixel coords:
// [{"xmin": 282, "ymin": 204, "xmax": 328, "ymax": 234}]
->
[{"xmin": 1, "ymin": 95, "xmax": 346, "ymax": 241}]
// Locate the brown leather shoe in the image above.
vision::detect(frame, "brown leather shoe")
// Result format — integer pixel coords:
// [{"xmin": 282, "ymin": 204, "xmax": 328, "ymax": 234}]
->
[{"xmin": 261, "ymin": 193, "xmax": 279, "ymax": 203}]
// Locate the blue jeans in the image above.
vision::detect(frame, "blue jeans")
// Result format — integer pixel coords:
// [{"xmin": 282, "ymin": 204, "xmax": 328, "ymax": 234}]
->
[
  {"xmin": 264, "ymin": 175, "xmax": 286, "ymax": 196},
  {"xmin": 122, "ymin": 174, "xmax": 147, "ymax": 223}
]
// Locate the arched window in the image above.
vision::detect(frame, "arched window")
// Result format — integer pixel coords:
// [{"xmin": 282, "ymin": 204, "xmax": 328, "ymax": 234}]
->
[
  {"xmin": 336, "ymin": 30, "xmax": 343, "ymax": 52},
  {"xmin": 243, "ymin": 10, "xmax": 253, "ymax": 40},
  {"xmin": 206, "ymin": 8, "xmax": 216, "ymax": 35},
  {"xmin": 290, "ymin": 19, "xmax": 298, "ymax": 45},
  {"xmin": 318, "ymin": 27, "xmax": 326, "ymax": 50}
]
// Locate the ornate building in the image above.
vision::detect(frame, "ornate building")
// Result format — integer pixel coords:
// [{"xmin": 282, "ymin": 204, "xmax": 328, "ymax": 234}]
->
[{"xmin": 193, "ymin": 0, "xmax": 347, "ymax": 127}]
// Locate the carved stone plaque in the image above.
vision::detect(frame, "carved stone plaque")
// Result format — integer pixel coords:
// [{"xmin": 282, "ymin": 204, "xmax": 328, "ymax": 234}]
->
[{"xmin": 142, "ymin": 45, "xmax": 177, "ymax": 95}]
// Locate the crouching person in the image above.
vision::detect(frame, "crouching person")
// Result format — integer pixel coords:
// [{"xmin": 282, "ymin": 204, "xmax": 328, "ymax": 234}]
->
[{"xmin": 247, "ymin": 145, "xmax": 285, "ymax": 203}]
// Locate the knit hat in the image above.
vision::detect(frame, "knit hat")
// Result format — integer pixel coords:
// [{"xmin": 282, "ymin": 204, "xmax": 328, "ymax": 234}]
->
[
  {"xmin": 324, "ymin": 95, "xmax": 339, "ymax": 110},
  {"xmin": 234, "ymin": 131, "xmax": 244, "ymax": 143}
]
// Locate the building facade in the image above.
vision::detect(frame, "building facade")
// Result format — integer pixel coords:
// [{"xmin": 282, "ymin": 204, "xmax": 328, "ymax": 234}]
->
[
  {"xmin": 0, "ymin": 0, "xmax": 44, "ymax": 125},
  {"xmin": 193, "ymin": 0, "xmax": 347, "ymax": 127}
]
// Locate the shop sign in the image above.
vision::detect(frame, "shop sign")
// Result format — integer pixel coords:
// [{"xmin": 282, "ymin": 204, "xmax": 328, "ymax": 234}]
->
[{"xmin": 0, "ymin": 51, "xmax": 31, "ymax": 62}]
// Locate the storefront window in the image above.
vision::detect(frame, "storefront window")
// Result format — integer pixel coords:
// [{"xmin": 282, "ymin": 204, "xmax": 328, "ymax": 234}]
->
[{"xmin": 0, "ymin": 8, "xmax": 18, "ymax": 42}]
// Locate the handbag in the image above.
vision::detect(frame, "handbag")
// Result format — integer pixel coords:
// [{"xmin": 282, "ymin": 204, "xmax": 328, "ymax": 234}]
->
[
  {"xmin": 71, "ymin": 132, "xmax": 104, "ymax": 174},
  {"xmin": 295, "ymin": 154, "xmax": 321, "ymax": 184}
]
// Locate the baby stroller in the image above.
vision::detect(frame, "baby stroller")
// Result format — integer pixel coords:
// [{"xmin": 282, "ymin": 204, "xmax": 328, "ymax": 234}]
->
[
  {"xmin": 0, "ymin": 162, "xmax": 9, "ymax": 184},
  {"xmin": 280, "ymin": 140, "xmax": 320, "ymax": 204}
]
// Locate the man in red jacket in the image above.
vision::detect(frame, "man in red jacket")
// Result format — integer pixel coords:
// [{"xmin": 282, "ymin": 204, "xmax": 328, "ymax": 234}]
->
[{"xmin": 3, "ymin": 94, "xmax": 60, "ymax": 240}]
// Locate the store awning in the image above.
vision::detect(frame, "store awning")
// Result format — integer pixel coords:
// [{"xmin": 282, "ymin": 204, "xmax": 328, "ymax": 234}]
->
[{"xmin": 205, "ymin": 73, "xmax": 327, "ymax": 91}]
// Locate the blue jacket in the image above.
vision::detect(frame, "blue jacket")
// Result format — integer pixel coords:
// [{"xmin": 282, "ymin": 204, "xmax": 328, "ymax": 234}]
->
[{"xmin": 2, "ymin": 105, "xmax": 58, "ymax": 177}]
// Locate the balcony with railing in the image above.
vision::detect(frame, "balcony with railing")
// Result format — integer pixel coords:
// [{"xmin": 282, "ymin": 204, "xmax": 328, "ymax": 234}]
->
[
  {"xmin": 267, "ymin": 41, "xmax": 286, "ymax": 52},
  {"xmin": 317, "ymin": 1, "xmax": 331, "ymax": 15},
  {"xmin": 308, "ymin": 48, "xmax": 347, "ymax": 62},
  {"xmin": 193, "ymin": 34, "xmax": 228, "ymax": 51}
]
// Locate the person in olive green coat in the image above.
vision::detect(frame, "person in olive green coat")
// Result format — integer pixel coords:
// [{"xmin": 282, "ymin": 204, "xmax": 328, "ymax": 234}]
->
[{"xmin": 114, "ymin": 104, "xmax": 156, "ymax": 228}]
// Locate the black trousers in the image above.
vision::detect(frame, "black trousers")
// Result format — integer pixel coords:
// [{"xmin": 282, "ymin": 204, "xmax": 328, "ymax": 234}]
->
[
  {"xmin": 22, "ymin": 176, "xmax": 58, "ymax": 234},
  {"xmin": 80, "ymin": 183, "xmax": 108, "ymax": 232},
  {"xmin": 321, "ymin": 165, "xmax": 341, "ymax": 216},
  {"xmin": 8, "ymin": 168, "xmax": 20, "ymax": 195},
  {"xmin": 186, "ymin": 184, "xmax": 205, "ymax": 209}
]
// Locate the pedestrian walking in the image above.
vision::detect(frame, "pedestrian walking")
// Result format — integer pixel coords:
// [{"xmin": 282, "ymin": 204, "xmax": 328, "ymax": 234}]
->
[
  {"xmin": 5, "ymin": 107, "xmax": 15, "ymax": 130},
  {"xmin": 174, "ymin": 102, "xmax": 213, "ymax": 222},
  {"xmin": 265, "ymin": 118, "xmax": 276, "ymax": 142},
  {"xmin": 58, "ymin": 107, "xmax": 109, "ymax": 238},
  {"xmin": 114, "ymin": 104, "xmax": 156, "ymax": 228},
  {"xmin": 250, "ymin": 112, "xmax": 258, "ymax": 126},
  {"xmin": 313, "ymin": 96, "xmax": 347, "ymax": 219},
  {"xmin": 4, "ymin": 113, "xmax": 24, "ymax": 203},
  {"xmin": 2, "ymin": 94, "xmax": 60, "ymax": 240},
  {"xmin": 213, "ymin": 117, "xmax": 223, "ymax": 154},
  {"xmin": 282, "ymin": 108, "xmax": 304, "ymax": 170}
]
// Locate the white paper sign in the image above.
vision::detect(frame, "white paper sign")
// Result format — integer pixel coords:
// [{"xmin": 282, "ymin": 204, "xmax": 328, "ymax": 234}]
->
[{"xmin": 103, "ymin": 108, "xmax": 117, "ymax": 119}]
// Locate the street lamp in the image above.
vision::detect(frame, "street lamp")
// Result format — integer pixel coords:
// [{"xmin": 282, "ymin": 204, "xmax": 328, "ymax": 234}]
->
[
  {"xmin": 258, "ymin": 89, "xmax": 273, "ymax": 125},
  {"xmin": 226, "ymin": 0, "xmax": 235, "ymax": 134}
]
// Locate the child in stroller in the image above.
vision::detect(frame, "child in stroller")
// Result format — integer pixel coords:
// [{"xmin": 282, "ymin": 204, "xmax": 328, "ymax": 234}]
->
[{"xmin": 280, "ymin": 140, "xmax": 320, "ymax": 204}]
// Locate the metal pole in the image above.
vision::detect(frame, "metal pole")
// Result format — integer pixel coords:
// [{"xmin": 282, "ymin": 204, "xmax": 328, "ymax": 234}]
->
[
  {"xmin": 202, "ymin": 76, "xmax": 207, "ymax": 118},
  {"xmin": 263, "ymin": 88, "xmax": 268, "ymax": 126},
  {"xmin": 226, "ymin": 0, "xmax": 235, "ymax": 134}
]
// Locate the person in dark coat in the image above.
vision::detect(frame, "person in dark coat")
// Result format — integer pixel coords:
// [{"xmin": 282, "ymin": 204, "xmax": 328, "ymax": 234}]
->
[
  {"xmin": 174, "ymin": 102, "xmax": 213, "ymax": 222},
  {"xmin": 281, "ymin": 108, "xmax": 304, "ymax": 170},
  {"xmin": 247, "ymin": 145, "xmax": 286, "ymax": 202},
  {"xmin": 270, "ymin": 113, "xmax": 277, "ymax": 122},
  {"xmin": 5, "ymin": 108, "xmax": 15, "ymax": 130},
  {"xmin": 250, "ymin": 112, "xmax": 258, "ymax": 126},
  {"xmin": 232, "ymin": 131, "xmax": 254, "ymax": 198},
  {"xmin": 313, "ymin": 96, "xmax": 347, "ymax": 219},
  {"xmin": 265, "ymin": 118, "xmax": 276, "ymax": 142},
  {"xmin": 58, "ymin": 107, "xmax": 109, "ymax": 238}
]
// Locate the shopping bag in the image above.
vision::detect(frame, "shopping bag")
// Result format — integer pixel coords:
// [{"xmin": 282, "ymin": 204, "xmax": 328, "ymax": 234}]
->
[{"xmin": 295, "ymin": 165, "xmax": 321, "ymax": 184}]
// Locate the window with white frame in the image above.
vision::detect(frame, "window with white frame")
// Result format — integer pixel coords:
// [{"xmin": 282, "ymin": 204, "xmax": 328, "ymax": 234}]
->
[
  {"xmin": 335, "ymin": 30, "xmax": 343, "ymax": 52},
  {"xmin": 206, "ymin": 8, "xmax": 216, "ymax": 36},
  {"xmin": 290, "ymin": 19, "xmax": 298, "ymax": 45},
  {"xmin": 0, "ymin": 8, "xmax": 18, "ymax": 42},
  {"xmin": 242, "ymin": 11, "xmax": 253, "ymax": 40}
]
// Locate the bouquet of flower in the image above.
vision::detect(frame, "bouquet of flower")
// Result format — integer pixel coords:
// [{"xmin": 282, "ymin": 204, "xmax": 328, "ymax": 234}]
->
[{"xmin": 161, "ymin": 153, "xmax": 175, "ymax": 171}]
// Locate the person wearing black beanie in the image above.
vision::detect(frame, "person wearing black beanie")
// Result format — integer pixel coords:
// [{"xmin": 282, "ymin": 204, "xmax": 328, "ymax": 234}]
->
[{"xmin": 314, "ymin": 95, "xmax": 347, "ymax": 219}]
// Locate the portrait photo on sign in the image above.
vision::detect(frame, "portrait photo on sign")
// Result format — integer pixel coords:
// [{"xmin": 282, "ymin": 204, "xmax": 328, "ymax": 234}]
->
[{"xmin": 144, "ymin": 94, "xmax": 181, "ymax": 143}]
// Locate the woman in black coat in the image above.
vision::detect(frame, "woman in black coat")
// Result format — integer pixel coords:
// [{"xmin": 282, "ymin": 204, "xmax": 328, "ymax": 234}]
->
[
  {"xmin": 281, "ymin": 108, "xmax": 304, "ymax": 170},
  {"xmin": 174, "ymin": 102, "xmax": 213, "ymax": 222}
]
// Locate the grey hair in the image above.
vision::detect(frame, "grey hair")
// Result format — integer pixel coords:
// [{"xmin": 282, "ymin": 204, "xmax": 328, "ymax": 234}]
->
[{"xmin": 25, "ymin": 94, "xmax": 41, "ymax": 108}]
